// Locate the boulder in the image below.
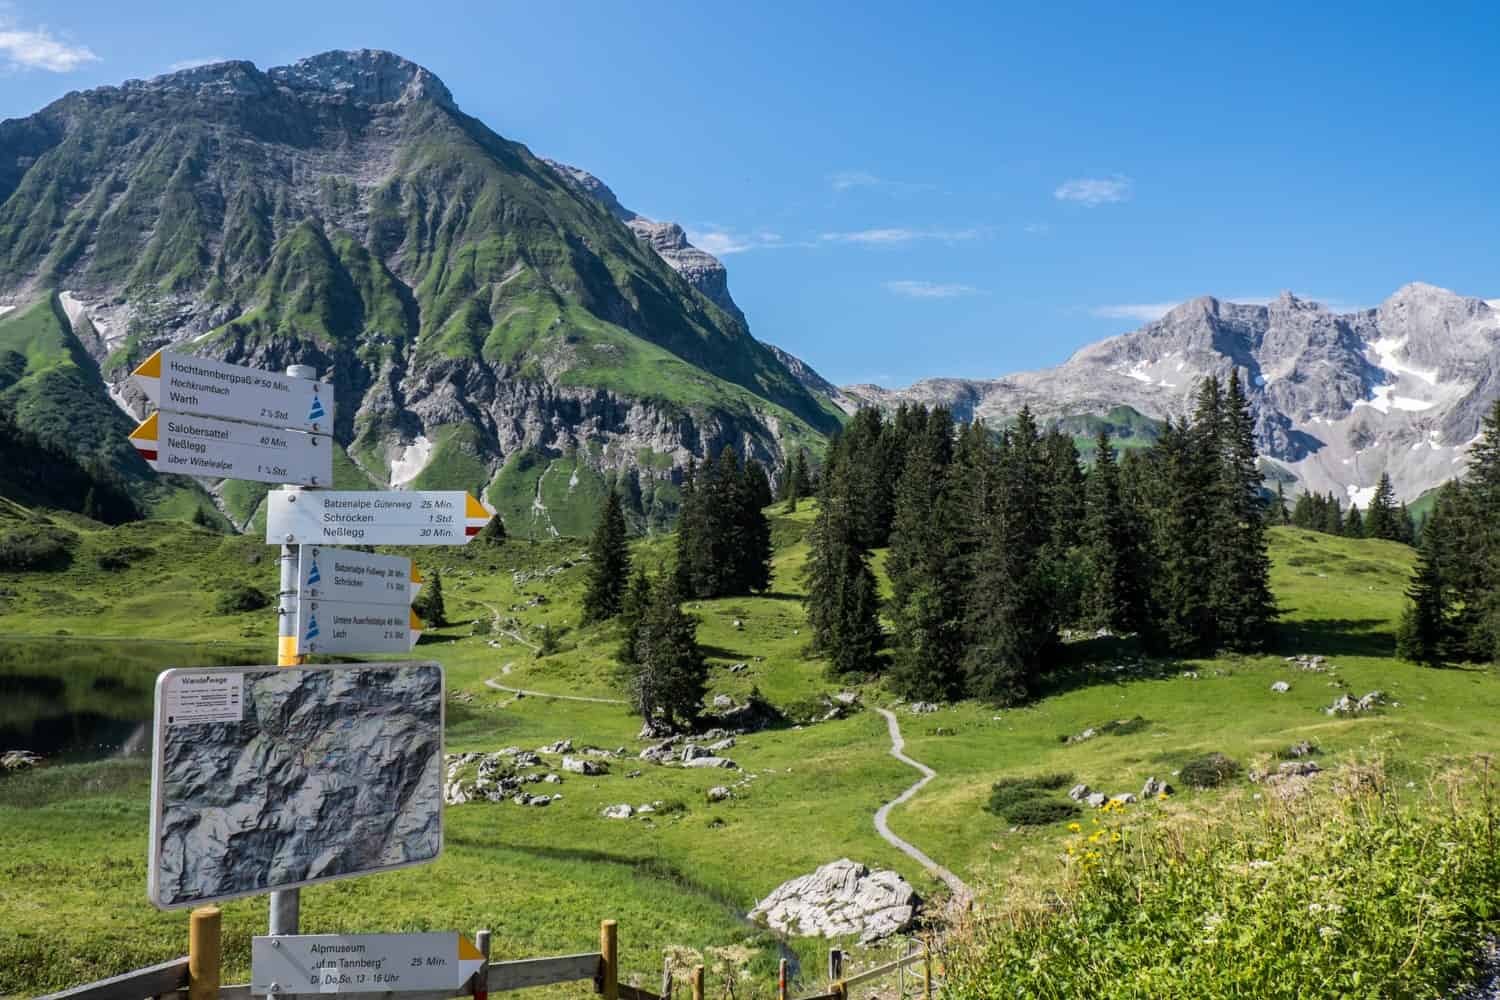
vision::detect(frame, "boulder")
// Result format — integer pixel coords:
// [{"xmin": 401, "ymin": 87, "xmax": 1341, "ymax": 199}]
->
[
  {"xmin": 1270, "ymin": 681, "xmax": 1290, "ymax": 693},
  {"xmin": 1067, "ymin": 783, "xmax": 1091, "ymax": 802},
  {"xmin": 682, "ymin": 744, "xmax": 710, "ymax": 762},
  {"xmin": 512, "ymin": 751, "xmax": 542, "ymax": 768},
  {"xmin": 908, "ymin": 702, "xmax": 939, "ymax": 715},
  {"xmin": 707, "ymin": 786, "xmax": 732, "ymax": 802},
  {"xmin": 538, "ymin": 739, "xmax": 573, "ymax": 754},
  {"xmin": 1284, "ymin": 740, "xmax": 1317, "ymax": 758},
  {"xmin": 748, "ymin": 859, "xmax": 918, "ymax": 945},
  {"xmin": 1356, "ymin": 690, "xmax": 1386, "ymax": 712},
  {"xmin": 713, "ymin": 694, "xmax": 734, "ymax": 710},
  {"xmin": 684, "ymin": 756, "xmax": 737, "ymax": 769},
  {"xmin": 562, "ymin": 756, "xmax": 608, "ymax": 776},
  {"xmin": 601, "ymin": 804, "xmax": 634, "ymax": 819},
  {"xmin": 708, "ymin": 737, "xmax": 737, "ymax": 753},
  {"xmin": 1141, "ymin": 777, "xmax": 1172, "ymax": 798},
  {"xmin": 1278, "ymin": 760, "xmax": 1322, "ymax": 778},
  {"xmin": 640, "ymin": 743, "xmax": 677, "ymax": 764},
  {"xmin": 1085, "ymin": 792, "xmax": 1108, "ymax": 808}
]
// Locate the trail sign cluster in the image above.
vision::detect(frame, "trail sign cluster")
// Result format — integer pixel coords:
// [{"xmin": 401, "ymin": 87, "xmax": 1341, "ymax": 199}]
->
[
  {"xmin": 266, "ymin": 490, "xmax": 493, "ymax": 545},
  {"xmin": 129, "ymin": 349, "xmax": 334, "ymax": 486},
  {"xmin": 251, "ymin": 932, "xmax": 485, "ymax": 994},
  {"xmin": 297, "ymin": 547, "xmax": 424, "ymax": 655}
]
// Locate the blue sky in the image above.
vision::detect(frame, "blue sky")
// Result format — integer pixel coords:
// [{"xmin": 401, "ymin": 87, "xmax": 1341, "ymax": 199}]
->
[{"xmin": 4, "ymin": 2, "xmax": 1499, "ymax": 386}]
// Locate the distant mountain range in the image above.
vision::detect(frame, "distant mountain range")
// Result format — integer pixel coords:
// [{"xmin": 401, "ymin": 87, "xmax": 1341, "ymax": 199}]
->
[{"xmin": 0, "ymin": 48, "xmax": 1490, "ymax": 533}]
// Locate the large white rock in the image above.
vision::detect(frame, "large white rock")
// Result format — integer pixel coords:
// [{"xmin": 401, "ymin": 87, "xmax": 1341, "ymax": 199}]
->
[{"xmin": 748, "ymin": 859, "xmax": 918, "ymax": 945}]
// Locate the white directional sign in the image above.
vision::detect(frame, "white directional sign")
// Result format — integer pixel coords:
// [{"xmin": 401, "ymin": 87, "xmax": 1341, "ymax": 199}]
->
[
  {"xmin": 300, "ymin": 547, "xmax": 421, "ymax": 607},
  {"xmin": 298, "ymin": 598, "xmax": 422, "ymax": 655},
  {"xmin": 266, "ymin": 490, "xmax": 493, "ymax": 546},
  {"xmin": 131, "ymin": 349, "xmax": 333, "ymax": 433},
  {"xmin": 251, "ymin": 932, "xmax": 486, "ymax": 995},
  {"xmin": 128, "ymin": 411, "xmax": 332, "ymax": 485}
]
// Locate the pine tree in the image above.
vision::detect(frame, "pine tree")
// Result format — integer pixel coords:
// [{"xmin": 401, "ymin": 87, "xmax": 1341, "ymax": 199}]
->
[
  {"xmin": 1321, "ymin": 493, "xmax": 1343, "ymax": 536},
  {"xmin": 475, "ymin": 513, "xmax": 507, "ymax": 545},
  {"xmin": 1396, "ymin": 527, "xmax": 1449, "ymax": 666},
  {"xmin": 1273, "ymin": 481, "xmax": 1289, "ymax": 524},
  {"xmin": 1209, "ymin": 372, "xmax": 1278, "ymax": 650},
  {"xmin": 744, "ymin": 459, "xmax": 774, "ymax": 510},
  {"xmin": 1140, "ymin": 417, "xmax": 1214, "ymax": 653},
  {"xmin": 1344, "ymin": 504, "xmax": 1364, "ymax": 538},
  {"xmin": 1081, "ymin": 430, "xmax": 1149, "ymax": 634},
  {"xmin": 733, "ymin": 455, "xmax": 774, "ymax": 593},
  {"xmin": 628, "ymin": 575, "xmax": 707, "ymax": 729},
  {"xmin": 1366, "ymin": 474, "xmax": 1399, "ymax": 540},
  {"xmin": 802, "ymin": 450, "xmax": 883, "ymax": 677},
  {"xmin": 1396, "ymin": 502, "xmax": 1416, "ymax": 544},
  {"xmin": 413, "ymin": 568, "xmax": 447, "ymax": 627},
  {"xmin": 616, "ymin": 567, "xmax": 652, "ymax": 665},
  {"xmin": 582, "ymin": 490, "xmax": 631, "ymax": 623},
  {"xmin": 674, "ymin": 459, "xmax": 711, "ymax": 597}
]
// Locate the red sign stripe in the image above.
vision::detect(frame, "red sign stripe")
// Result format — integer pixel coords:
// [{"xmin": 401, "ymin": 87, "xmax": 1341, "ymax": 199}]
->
[{"xmin": 465, "ymin": 525, "xmax": 481, "ymax": 536}]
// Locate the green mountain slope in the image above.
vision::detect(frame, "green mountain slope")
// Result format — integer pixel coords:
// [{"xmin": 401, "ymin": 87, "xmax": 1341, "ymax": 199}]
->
[{"xmin": 0, "ymin": 51, "xmax": 840, "ymax": 533}]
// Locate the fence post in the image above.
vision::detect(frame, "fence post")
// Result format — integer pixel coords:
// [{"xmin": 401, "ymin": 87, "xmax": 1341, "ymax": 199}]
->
[
  {"xmin": 777, "ymin": 958, "xmax": 787, "ymax": 1000},
  {"xmin": 188, "ymin": 906, "xmax": 221, "ymax": 1000},
  {"xmin": 661, "ymin": 956, "xmax": 674, "ymax": 1000},
  {"xmin": 923, "ymin": 942, "xmax": 932, "ymax": 1000},
  {"xmin": 691, "ymin": 964, "xmax": 705, "ymax": 1000},
  {"xmin": 475, "ymin": 929, "xmax": 490, "ymax": 1000},
  {"xmin": 827, "ymin": 949, "xmax": 843, "ymax": 983},
  {"xmin": 600, "ymin": 920, "xmax": 618, "ymax": 1000}
]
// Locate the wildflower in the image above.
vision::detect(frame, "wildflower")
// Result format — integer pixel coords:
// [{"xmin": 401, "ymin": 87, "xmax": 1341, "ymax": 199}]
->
[
  {"xmin": 1068, "ymin": 822, "xmax": 1082, "ymax": 833},
  {"xmin": 1157, "ymin": 792, "xmax": 1168, "ymax": 800},
  {"xmin": 1111, "ymin": 831, "xmax": 1121, "ymax": 843},
  {"xmin": 1318, "ymin": 925, "xmax": 1340, "ymax": 941}
]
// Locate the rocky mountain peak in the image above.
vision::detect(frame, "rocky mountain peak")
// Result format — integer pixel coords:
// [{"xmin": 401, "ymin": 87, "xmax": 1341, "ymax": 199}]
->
[{"xmin": 267, "ymin": 49, "xmax": 454, "ymax": 108}]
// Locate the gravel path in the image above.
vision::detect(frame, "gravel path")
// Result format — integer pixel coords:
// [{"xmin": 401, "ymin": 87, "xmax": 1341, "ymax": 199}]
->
[
  {"xmin": 483, "ymin": 676, "xmax": 628, "ymax": 705},
  {"xmin": 1451, "ymin": 939, "xmax": 1500, "ymax": 1000},
  {"xmin": 872, "ymin": 707, "xmax": 972, "ymax": 898}
]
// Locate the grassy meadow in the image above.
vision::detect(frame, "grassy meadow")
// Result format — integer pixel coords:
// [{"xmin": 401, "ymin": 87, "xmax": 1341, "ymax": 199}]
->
[{"xmin": 1, "ymin": 498, "xmax": 1497, "ymax": 997}]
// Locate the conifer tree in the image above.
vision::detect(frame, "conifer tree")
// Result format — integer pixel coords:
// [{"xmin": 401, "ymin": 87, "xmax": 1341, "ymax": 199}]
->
[
  {"xmin": 1396, "ymin": 502, "xmax": 1416, "ymax": 544},
  {"xmin": 1397, "ymin": 528, "xmax": 1449, "ymax": 666},
  {"xmin": 744, "ymin": 459, "xmax": 774, "ymax": 510},
  {"xmin": 1322, "ymin": 492, "xmax": 1343, "ymax": 535},
  {"xmin": 803, "ymin": 449, "xmax": 883, "ymax": 677},
  {"xmin": 628, "ymin": 575, "xmax": 708, "ymax": 729},
  {"xmin": 1344, "ymin": 504, "xmax": 1364, "ymax": 538},
  {"xmin": 616, "ymin": 567, "xmax": 652, "ymax": 665},
  {"xmin": 1273, "ymin": 480, "xmax": 1289, "ymax": 524},
  {"xmin": 1366, "ymin": 473, "xmax": 1399, "ymax": 540},
  {"xmin": 582, "ymin": 490, "xmax": 631, "ymax": 623},
  {"xmin": 674, "ymin": 459, "xmax": 705, "ymax": 596},
  {"xmin": 475, "ymin": 513, "xmax": 508, "ymax": 545},
  {"xmin": 733, "ymin": 456, "xmax": 774, "ymax": 593},
  {"xmin": 413, "ymin": 568, "xmax": 447, "ymax": 627},
  {"xmin": 1140, "ymin": 417, "xmax": 1214, "ymax": 653},
  {"xmin": 1208, "ymin": 373, "xmax": 1277, "ymax": 649},
  {"xmin": 1081, "ymin": 430, "xmax": 1149, "ymax": 634}
]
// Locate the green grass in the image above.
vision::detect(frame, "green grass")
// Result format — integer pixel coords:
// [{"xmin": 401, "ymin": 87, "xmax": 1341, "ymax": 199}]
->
[{"xmin": 1, "ymin": 513, "xmax": 1498, "ymax": 997}]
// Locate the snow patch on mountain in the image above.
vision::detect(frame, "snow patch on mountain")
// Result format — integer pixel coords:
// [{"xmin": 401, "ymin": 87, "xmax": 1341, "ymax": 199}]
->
[{"xmin": 389, "ymin": 436, "xmax": 433, "ymax": 486}]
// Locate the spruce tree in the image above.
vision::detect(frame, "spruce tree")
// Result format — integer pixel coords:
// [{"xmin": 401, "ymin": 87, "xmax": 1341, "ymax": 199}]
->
[
  {"xmin": 413, "ymin": 568, "xmax": 447, "ymax": 627},
  {"xmin": 616, "ymin": 567, "xmax": 652, "ymax": 665},
  {"xmin": 1081, "ymin": 429, "xmax": 1149, "ymax": 634},
  {"xmin": 1322, "ymin": 493, "xmax": 1343, "ymax": 535},
  {"xmin": 733, "ymin": 455, "xmax": 774, "ymax": 593},
  {"xmin": 628, "ymin": 575, "xmax": 708, "ymax": 729},
  {"xmin": 1396, "ymin": 502, "xmax": 1416, "ymax": 544},
  {"xmin": 1366, "ymin": 474, "xmax": 1399, "ymax": 540},
  {"xmin": 1344, "ymin": 504, "xmax": 1364, "ymax": 538},
  {"xmin": 744, "ymin": 459, "xmax": 774, "ymax": 510},
  {"xmin": 475, "ymin": 513, "xmax": 507, "ymax": 545},
  {"xmin": 1210, "ymin": 373, "xmax": 1277, "ymax": 650},
  {"xmin": 1273, "ymin": 481, "xmax": 1289, "ymax": 524},
  {"xmin": 582, "ymin": 490, "xmax": 631, "ymax": 623},
  {"xmin": 1140, "ymin": 417, "xmax": 1214, "ymax": 653},
  {"xmin": 802, "ymin": 449, "xmax": 883, "ymax": 677},
  {"xmin": 1396, "ymin": 528, "xmax": 1449, "ymax": 666}
]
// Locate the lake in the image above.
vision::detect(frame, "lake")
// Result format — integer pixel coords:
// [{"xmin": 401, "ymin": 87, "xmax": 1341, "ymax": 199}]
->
[{"xmin": 0, "ymin": 636, "xmax": 266, "ymax": 762}]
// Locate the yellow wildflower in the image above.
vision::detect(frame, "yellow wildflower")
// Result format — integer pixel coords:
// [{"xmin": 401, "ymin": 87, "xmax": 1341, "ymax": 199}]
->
[{"xmin": 1068, "ymin": 822, "xmax": 1082, "ymax": 833}]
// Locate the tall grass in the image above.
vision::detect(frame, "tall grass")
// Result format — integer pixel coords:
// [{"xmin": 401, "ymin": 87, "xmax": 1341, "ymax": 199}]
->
[{"xmin": 945, "ymin": 755, "xmax": 1499, "ymax": 999}]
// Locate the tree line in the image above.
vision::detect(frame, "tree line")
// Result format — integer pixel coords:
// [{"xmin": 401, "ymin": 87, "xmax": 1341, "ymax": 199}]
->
[
  {"xmin": 1277, "ymin": 473, "xmax": 1415, "ymax": 543},
  {"xmin": 803, "ymin": 374, "xmax": 1278, "ymax": 704}
]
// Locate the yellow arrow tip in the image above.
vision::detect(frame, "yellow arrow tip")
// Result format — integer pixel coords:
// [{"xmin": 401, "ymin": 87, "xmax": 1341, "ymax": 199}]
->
[
  {"xmin": 410, "ymin": 564, "xmax": 423, "ymax": 584},
  {"xmin": 132, "ymin": 349, "xmax": 163, "ymax": 380},
  {"xmin": 129, "ymin": 412, "xmax": 159, "ymax": 442},
  {"xmin": 458, "ymin": 936, "xmax": 484, "ymax": 961},
  {"xmin": 466, "ymin": 494, "xmax": 489, "ymax": 519},
  {"xmin": 410, "ymin": 609, "xmax": 423, "ymax": 630}
]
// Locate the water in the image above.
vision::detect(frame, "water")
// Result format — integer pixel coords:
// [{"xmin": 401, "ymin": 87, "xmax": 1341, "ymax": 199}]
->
[{"xmin": 0, "ymin": 636, "xmax": 265, "ymax": 762}]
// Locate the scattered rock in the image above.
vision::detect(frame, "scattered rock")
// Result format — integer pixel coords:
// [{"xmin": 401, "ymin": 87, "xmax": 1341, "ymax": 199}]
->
[
  {"xmin": 1279, "ymin": 760, "xmax": 1322, "ymax": 778},
  {"xmin": 638, "ymin": 720, "xmax": 675, "ymax": 740},
  {"xmin": 626, "ymin": 769, "xmax": 642, "ymax": 778},
  {"xmin": 601, "ymin": 804, "xmax": 634, "ymax": 819},
  {"xmin": 726, "ymin": 662, "xmax": 749, "ymax": 673},
  {"xmin": 1288, "ymin": 654, "xmax": 1333, "ymax": 673},
  {"xmin": 908, "ymin": 702, "xmax": 939, "ymax": 715},
  {"xmin": 707, "ymin": 786, "xmax": 732, "ymax": 802},
  {"xmin": 1181, "ymin": 671, "xmax": 1199, "ymax": 679},
  {"xmin": 1284, "ymin": 740, "xmax": 1318, "ymax": 758},
  {"xmin": 748, "ymin": 859, "xmax": 918, "ymax": 944},
  {"xmin": 512, "ymin": 751, "xmax": 542, "ymax": 768},
  {"xmin": 1141, "ymin": 777, "xmax": 1173, "ymax": 798},
  {"xmin": 1270, "ymin": 681, "xmax": 1291, "ymax": 693},
  {"xmin": 562, "ymin": 756, "xmax": 608, "ymax": 776},
  {"xmin": 1085, "ymin": 792, "xmax": 1108, "ymax": 808},
  {"xmin": 637, "ymin": 804, "xmax": 656, "ymax": 815},
  {"xmin": 1067, "ymin": 783, "xmax": 1091, "ymax": 802},
  {"xmin": 682, "ymin": 744, "xmax": 710, "ymax": 762},
  {"xmin": 1326, "ymin": 690, "xmax": 1387, "ymax": 716},
  {"xmin": 542, "ymin": 773, "xmax": 562, "ymax": 784},
  {"xmin": 2, "ymin": 750, "xmax": 43, "ymax": 772},
  {"xmin": 732, "ymin": 619, "xmax": 744, "ymax": 630},
  {"xmin": 1110, "ymin": 793, "xmax": 1137, "ymax": 805},
  {"xmin": 538, "ymin": 739, "xmax": 573, "ymax": 754},
  {"xmin": 712, "ymin": 694, "xmax": 734, "ymax": 710},
  {"xmin": 708, "ymin": 737, "xmax": 737, "ymax": 752},
  {"xmin": 684, "ymin": 756, "xmax": 737, "ymax": 769}
]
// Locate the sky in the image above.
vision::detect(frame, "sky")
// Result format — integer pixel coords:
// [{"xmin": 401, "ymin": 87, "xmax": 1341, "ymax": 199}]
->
[{"xmin": 3, "ymin": 1, "xmax": 1499, "ymax": 386}]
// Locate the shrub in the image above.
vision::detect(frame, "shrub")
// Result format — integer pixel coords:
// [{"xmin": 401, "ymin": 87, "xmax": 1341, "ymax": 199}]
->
[
  {"xmin": 95, "ymin": 545, "xmax": 150, "ymax": 571},
  {"xmin": 0, "ymin": 525, "xmax": 75, "ymax": 570},
  {"xmin": 214, "ymin": 583, "xmax": 271, "ymax": 615},
  {"xmin": 987, "ymin": 773, "xmax": 1078, "ymax": 825},
  {"xmin": 654, "ymin": 799, "xmax": 687, "ymax": 815},
  {"xmin": 1000, "ymin": 798, "xmax": 1082, "ymax": 827},
  {"xmin": 1179, "ymin": 752, "xmax": 1241, "ymax": 789}
]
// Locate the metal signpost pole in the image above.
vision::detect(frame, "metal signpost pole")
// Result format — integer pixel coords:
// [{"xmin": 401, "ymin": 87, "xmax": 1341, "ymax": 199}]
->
[{"xmin": 271, "ymin": 363, "xmax": 318, "ymax": 939}]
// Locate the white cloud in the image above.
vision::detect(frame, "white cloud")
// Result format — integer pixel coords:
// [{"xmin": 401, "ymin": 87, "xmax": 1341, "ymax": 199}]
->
[
  {"xmin": 885, "ymin": 280, "xmax": 984, "ymax": 299},
  {"xmin": 168, "ymin": 57, "xmax": 228, "ymax": 72},
  {"xmin": 1054, "ymin": 175, "xmax": 1132, "ymax": 207},
  {"xmin": 830, "ymin": 170, "xmax": 881, "ymax": 191},
  {"xmin": 1089, "ymin": 302, "xmax": 1180, "ymax": 322},
  {"xmin": 685, "ymin": 227, "xmax": 785, "ymax": 256},
  {"xmin": 820, "ymin": 226, "xmax": 982, "ymax": 245},
  {"xmin": 0, "ymin": 15, "xmax": 98, "ymax": 72}
]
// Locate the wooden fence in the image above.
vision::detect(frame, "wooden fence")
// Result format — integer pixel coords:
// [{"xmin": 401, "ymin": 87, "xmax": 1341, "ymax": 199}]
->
[{"xmin": 34, "ymin": 911, "xmax": 935, "ymax": 1000}]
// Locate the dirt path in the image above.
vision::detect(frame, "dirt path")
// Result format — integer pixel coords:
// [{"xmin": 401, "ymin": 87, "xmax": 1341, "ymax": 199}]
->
[
  {"xmin": 872, "ymin": 707, "xmax": 972, "ymax": 899},
  {"xmin": 483, "ymin": 676, "xmax": 629, "ymax": 705}
]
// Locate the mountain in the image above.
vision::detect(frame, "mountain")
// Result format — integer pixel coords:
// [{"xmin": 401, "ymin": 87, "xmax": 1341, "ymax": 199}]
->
[
  {"xmin": 0, "ymin": 50, "xmax": 842, "ymax": 534},
  {"xmin": 844, "ymin": 284, "xmax": 1500, "ymax": 503}
]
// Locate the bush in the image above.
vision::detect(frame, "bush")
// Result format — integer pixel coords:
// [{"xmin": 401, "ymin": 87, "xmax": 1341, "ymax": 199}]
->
[
  {"xmin": 1179, "ymin": 752, "xmax": 1241, "ymax": 789},
  {"xmin": 987, "ymin": 772, "xmax": 1078, "ymax": 825},
  {"xmin": 214, "ymin": 583, "xmax": 271, "ymax": 615},
  {"xmin": 0, "ymin": 525, "xmax": 75, "ymax": 570},
  {"xmin": 95, "ymin": 545, "xmax": 151, "ymax": 571},
  {"xmin": 1000, "ymin": 798, "xmax": 1082, "ymax": 827}
]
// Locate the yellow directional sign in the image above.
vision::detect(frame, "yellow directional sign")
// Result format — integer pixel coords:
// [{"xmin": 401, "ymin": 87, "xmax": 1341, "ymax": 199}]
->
[
  {"xmin": 266, "ymin": 490, "xmax": 494, "ymax": 545},
  {"xmin": 131, "ymin": 349, "xmax": 333, "ymax": 433},
  {"xmin": 129, "ymin": 409, "xmax": 332, "ymax": 485}
]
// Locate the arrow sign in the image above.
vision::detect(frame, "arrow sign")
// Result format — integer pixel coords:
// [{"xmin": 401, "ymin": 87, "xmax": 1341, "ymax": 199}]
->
[
  {"xmin": 251, "ymin": 932, "xmax": 485, "ymax": 994},
  {"xmin": 131, "ymin": 349, "xmax": 334, "ymax": 433},
  {"xmin": 300, "ymin": 547, "xmax": 419, "ymax": 607},
  {"xmin": 298, "ymin": 598, "xmax": 422, "ymax": 655},
  {"xmin": 266, "ymin": 490, "xmax": 493, "ymax": 546},
  {"xmin": 129, "ymin": 411, "xmax": 333, "ymax": 486}
]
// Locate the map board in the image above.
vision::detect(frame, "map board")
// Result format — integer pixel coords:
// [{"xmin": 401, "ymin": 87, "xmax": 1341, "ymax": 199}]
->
[{"xmin": 148, "ymin": 662, "xmax": 444, "ymax": 910}]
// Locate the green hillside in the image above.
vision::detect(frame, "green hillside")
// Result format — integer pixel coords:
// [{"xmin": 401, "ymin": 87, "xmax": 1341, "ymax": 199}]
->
[{"xmin": 2, "ymin": 501, "xmax": 1497, "ymax": 996}]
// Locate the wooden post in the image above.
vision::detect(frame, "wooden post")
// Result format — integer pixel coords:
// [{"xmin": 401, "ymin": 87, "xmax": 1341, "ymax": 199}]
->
[
  {"xmin": 475, "ymin": 929, "xmax": 491, "ymax": 1000},
  {"xmin": 922, "ymin": 943, "xmax": 932, "ymax": 1000},
  {"xmin": 827, "ymin": 949, "xmax": 843, "ymax": 984},
  {"xmin": 691, "ymin": 964, "xmax": 705, "ymax": 1000},
  {"xmin": 600, "ymin": 920, "xmax": 619, "ymax": 1000},
  {"xmin": 661, "ymin": 956, "xmax": 674, "ymax": 1000},
  {"xmin": 777, "ymin": 958, "xmax": 787, "ymax": 1000},
  {"xmin": 188, "ymin": 906, "xmax": 221, "ymax": 1000}
]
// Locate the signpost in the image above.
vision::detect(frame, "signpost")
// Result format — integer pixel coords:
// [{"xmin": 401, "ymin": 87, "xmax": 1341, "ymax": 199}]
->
[
  {"xmin": 250, "ymin": 933, "xmax": 485, "ymax": 995},
  {"xmin": 299, "ymin": 601, "xmax": 423, "ymax": 655},
  {"xmin": 299, "ymin": 547, "xmax": 422, "ymax": 605},
  {"xmin": 128, "ymin": 411, "xmax": 332, "ymax": 486},
  {"xmin": 266, "ymin": 490, "xmax": 493, "ymax": 546},
  {"xmin": 131, "ymin": 349, "xmax": 333, "ymax": 434}
]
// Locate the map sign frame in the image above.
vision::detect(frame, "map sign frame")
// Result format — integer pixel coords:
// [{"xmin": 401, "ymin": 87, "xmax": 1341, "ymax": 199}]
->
[{"xmin": 148, "ymin": 662, "xmax": 445, "ymax": 910}]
